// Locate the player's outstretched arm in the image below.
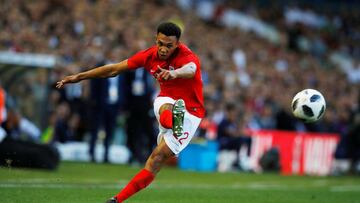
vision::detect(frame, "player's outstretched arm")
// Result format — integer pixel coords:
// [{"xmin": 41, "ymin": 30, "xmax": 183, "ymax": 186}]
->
[{"xmin": 56, "ymin": 60, "xmax": 129, "ymax": 88}]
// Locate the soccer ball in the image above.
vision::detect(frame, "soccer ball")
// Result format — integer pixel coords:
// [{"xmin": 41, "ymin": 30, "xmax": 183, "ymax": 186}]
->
[{"xmin": 291, "ymin": 89, "xmax": 326, "ymax": 123}]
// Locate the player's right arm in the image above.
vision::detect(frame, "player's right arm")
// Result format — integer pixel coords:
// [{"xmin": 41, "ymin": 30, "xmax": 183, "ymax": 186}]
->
[{"xmin": 56, "ymin": 59, "xmax": 129, "ymax": 88}]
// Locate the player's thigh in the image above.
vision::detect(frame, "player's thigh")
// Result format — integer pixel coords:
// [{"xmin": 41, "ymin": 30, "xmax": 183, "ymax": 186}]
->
[{"xmin": 154, "ymin": 139, "xmax": 174, "ymax": 159}]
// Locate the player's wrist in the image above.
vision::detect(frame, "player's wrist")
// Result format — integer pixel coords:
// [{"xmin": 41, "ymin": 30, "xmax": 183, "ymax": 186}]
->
[
  {"xmin": 75, "ymin": 73, "xmax": 83, "ymax": 81},
  {"xmin": 169, "ymin": 70, "xmax": 178, "ymax": 79}
]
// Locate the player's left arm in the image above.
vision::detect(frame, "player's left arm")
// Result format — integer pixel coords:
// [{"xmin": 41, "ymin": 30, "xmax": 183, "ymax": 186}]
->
[{"xmin": 157, "ymin": 62, "xmax": 197, "ymax": 81}]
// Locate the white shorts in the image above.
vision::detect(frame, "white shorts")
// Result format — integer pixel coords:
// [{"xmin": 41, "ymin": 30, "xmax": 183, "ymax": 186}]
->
[{"xmin": 153, "ymin": 97, "xmax": 202, "ymax": 155}]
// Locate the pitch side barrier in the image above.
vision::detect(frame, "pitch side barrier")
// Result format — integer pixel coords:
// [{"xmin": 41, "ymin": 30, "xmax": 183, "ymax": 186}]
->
[{"xmin": 247, "ymin": 129, "xmax": 339, "ymax": 176}]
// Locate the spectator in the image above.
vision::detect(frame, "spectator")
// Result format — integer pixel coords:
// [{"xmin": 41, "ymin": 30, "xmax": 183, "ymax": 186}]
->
[
  {"xmin": 123, "ymin": 69, "xmax": 156, "ymax": 164},
  {"xmin": 217, "ymin": 103, "xmax": 252, "ymax": 170},
  {"xmin": 88, "ymin": 67, "xmax": 124, "ymax": 163}
]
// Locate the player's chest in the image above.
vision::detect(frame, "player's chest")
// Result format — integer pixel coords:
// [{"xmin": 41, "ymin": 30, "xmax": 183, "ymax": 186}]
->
[{"xmin": 147, "ymin": 59, "xmax": 180, "ymax": 75}]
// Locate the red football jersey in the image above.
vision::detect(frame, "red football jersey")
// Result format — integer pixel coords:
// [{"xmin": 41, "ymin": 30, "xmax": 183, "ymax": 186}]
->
[{"xmin": 127, "ymin": 43, "xmax": 205, "ymax": 118}]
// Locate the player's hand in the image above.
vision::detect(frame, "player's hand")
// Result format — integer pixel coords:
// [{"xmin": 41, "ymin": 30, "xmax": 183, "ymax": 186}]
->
[
  {"xmin": 156, "ymin": 65, "xmax": 177, "ymax": 81},
  {"xmin": 56, "ymin": 74, "xmax": 80, "ymax": 89}
]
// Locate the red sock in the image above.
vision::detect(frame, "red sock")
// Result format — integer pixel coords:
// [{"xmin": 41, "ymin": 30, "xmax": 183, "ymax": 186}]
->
[
  {"xmin": 115, "ymin": 169, "xmax": 155, "ymax": 202},
  {"xmin": 159, "ymin": 109, "xmax": 172, "ymax": 129}
]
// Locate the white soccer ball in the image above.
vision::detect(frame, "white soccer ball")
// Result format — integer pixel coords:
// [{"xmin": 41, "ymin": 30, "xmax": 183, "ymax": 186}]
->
[{"xmin": 291, "ymin": 89, "xmax": 326, "ymax": 123}]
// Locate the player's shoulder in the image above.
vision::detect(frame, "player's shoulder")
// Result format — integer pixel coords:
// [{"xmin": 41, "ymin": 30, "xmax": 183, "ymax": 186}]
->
[
  {"xmin": 177, "ymin": 43, "xmax": 200, "ymax": 61},
  {"xmin": 178, "ymin": 43, "xmax": 194, "ymax": 56},
  {"xmin": 128, "ymin": 45, "xmax": 157, "ymax": 69}
]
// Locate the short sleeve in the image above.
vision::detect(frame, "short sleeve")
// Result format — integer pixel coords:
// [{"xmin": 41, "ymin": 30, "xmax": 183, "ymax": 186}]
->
[
  {"xmin": 178, "ymin": 54, "xmax": 200, "ymax": 69},
  {"xmin": 127, "ymin": 50, "xmax": 147, "ymax": 70}
]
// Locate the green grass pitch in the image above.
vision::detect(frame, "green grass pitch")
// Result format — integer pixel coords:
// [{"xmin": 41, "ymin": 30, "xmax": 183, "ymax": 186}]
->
[{"xmin": 0, "ymin": 162, "xmax": 359, "ymax": 203}]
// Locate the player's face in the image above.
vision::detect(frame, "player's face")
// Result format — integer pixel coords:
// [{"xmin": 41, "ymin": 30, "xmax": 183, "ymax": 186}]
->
[{"xmin": 156, "ymin": 33, "xmax": 178, "ymax": 60}]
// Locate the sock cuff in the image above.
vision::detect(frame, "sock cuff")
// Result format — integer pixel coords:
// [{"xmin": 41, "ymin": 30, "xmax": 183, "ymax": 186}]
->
[{"xmin": 141, "ymin": 168, "xmax": 155, "ymax": 178}]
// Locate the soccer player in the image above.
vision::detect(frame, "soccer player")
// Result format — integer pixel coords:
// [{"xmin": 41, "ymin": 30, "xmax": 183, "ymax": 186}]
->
[{"xmin": 56, "ymin": 22, "xmax": 205, "ymax": 203}]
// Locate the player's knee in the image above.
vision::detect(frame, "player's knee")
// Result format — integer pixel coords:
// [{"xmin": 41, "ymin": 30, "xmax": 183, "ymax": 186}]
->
[
  {"xmin": 159, "ymin": 103, "xmax": 173, "ymax": 115},
  {"xmin": 146, "ymin": 151, "xmax": 167, "ymax": 173},
  {"xmin": 146, "ymin": 141, "xmax": 174, "ymax": 173},
  {"xmin": 152, "ymin": 151, "xmax": 167, "ymax": 164}
]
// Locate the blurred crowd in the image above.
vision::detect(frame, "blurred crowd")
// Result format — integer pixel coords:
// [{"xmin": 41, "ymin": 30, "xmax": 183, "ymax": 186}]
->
[{"xmin": 0, "ymin": 0, "xmax": 359, "ymax": 166}]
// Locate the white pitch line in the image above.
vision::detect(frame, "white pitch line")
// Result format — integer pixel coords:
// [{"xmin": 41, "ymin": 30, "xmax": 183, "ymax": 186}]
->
[
  {"xmin": 0, "ymin": 183, "xmax": 121, "ymax": 189},
  {"xmin": 1, "ymin": 179, "xmax": 360, "ymax": 193},
  {"xmin": 330, "ymin": 185, "xmax": 360, "ymax": 192},
  {"xmin": 0, "ymin": 179, "xmax": 292, "ymax": 190},
  {"xmin": 0, "ymin": 182, "xmax": 295, "ymax": 190}
]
